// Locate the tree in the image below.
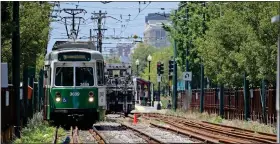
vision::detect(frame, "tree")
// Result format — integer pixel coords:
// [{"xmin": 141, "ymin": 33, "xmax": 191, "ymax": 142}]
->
[
  {"xmin": 226, "ymin": 2, "xmax": 279, "ymax": 84},
  {"xmin": 195, "ymin": 10, "xmax": 260, "ymax": 86},
  {"xmin": 164, "ymin": 1, "xmax": 279, "ymax": 87},
  {"xmin": 1, "ymin": 2, "xmax": 53, "ymax": 81},
  {"xmin": 131, "ymin": 43, "xmax": 157, "ymax": 76}
]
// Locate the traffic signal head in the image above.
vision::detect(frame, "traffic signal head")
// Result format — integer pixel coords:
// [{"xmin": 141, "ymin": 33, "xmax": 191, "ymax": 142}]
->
[
  {"xmin": 160, "ymin": 63, "xmax": 164, "ymax": 74},
  {"xmin": 169, "ymin": 60, "xmax": 174, "ymax": 75},
  {"xmin": 157, "ymin": 62, "xmax": 161, "ymax": 75}
]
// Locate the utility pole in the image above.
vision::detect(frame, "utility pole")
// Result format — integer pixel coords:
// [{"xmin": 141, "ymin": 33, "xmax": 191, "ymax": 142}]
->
[
  {"xmin": 173, "ymin": 40, "xmax": 178, "ymax": 111},
  {"xmin": 92, "ymin": 10, "xmax": 108, "ymax": 53},
  {"xmin": 62, "ymin": 8, "xmax": 86, "ymax": 39},
  {"xmin": 185, "ymin": 2, "xmax": 191, "ymax": 110},
  {"xmin": 271, "ymin": 12, "xmax": 280, "ymax": 143},
  {"xmin": 200, "ymin": 2, "xmax": 206, "ymax": 113},
  {"xmin": 12, "ymin": 1, "xmax": 21, "ymax": 138},
  {"xmin": 90, "ymin": 29, "xmax": 92, "ymax": 41},
  {"xmin": 173, "ymin": 10, "xmax": 178, "ymax": 111},
  {"xmin": 91, "ymin": 11, "xmax": 122, "ymax": 53}
]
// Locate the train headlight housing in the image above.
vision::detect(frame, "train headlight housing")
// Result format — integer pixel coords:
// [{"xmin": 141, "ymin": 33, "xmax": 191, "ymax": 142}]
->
[
  {"xmin": 89, "ymin": 91, "xmax": 94, "ymax": 102},
  {"xmin": 55, "ymin": 92, "xmax": 61, "ymax": 102}
]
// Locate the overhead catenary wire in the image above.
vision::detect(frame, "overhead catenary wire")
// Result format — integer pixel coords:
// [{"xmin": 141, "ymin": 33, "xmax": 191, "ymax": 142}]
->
[
  {"xmin": 49, "ymin": 1, "xmax": 174, "ymax": 48},
  {"xmin": 118, "ymin": 2, "xmax": 151, "ymax": 37},
  {"xmin": 62, "ymin": 2, "xmax": 174, "ymax": 10}
]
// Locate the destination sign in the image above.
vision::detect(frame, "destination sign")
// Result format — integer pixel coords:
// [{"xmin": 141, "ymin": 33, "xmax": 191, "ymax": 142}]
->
[{"xmin": 58, "ymin": 52, "xmax": 91, "ymax": 61}]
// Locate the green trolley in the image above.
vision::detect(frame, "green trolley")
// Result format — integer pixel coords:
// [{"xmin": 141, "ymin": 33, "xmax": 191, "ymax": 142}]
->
[{"xmin": 43, "ymin": 41, "xmax": 106, "ymax": 124}]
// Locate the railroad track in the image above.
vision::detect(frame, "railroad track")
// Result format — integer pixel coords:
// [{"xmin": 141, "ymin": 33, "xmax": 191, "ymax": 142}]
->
[
  {"xmin": 89, "ymin": 126, "xmax": 107, "ymax": 144},
  {"xmin": 142, "ymin": 113, "xmax": 277, "ymax": 143},
  {"xmin": 120, "ymin": 122, "xmax": 164, "ymax": 144},
  {"xmin": 70, "ymin": 126, "xmax": 81, "ymax": 143},
  {"xmin": 53, "ymin": 126, "xmax": 59, "ymax": 144},
  {"xmin": 52, "ymin": 125, "xmax": 107, "ymax": 144}
]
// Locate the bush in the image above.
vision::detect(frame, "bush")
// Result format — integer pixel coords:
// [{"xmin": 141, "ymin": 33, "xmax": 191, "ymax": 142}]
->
[{"xmin": 13, "ymin": 111, "xmax": 66, "ymax": 143}]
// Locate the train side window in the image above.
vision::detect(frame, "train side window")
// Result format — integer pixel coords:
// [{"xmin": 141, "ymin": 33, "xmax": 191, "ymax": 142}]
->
[{"xmin": 97, "ymin": 61, "xmax": 104, "ymax": 85}]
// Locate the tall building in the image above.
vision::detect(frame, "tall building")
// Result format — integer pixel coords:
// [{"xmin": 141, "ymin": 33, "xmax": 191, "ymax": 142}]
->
[
  {"xmin": 116, "ymin": 43, "xmax": 134, "ymax": 63},
  {"xmin": 144, "ymin": 13, "xmax": 171, "ymax": 48}
]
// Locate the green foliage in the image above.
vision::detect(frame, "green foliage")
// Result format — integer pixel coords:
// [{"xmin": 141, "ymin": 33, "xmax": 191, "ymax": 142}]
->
[
  {"xmin": 140, "ymin": 46, "xmax": 182, "ymax": 90},
  {"xmin": 165, "ymin": 2, "xmax": 278, "ymax": 87},
  {"xmin": 104, "ymin": 55, "xmax": 121, "ymax": 63},
  {"xmin": 1, "ymin": 2, "xmax": 52, "ymax": 82},
  {"xmin": 13, "ymin": 111, "xmax": 66, "ymax": 143},
  {"xmin": 131, "ymin": 43, "xmax": 157, "ymax": 75}
]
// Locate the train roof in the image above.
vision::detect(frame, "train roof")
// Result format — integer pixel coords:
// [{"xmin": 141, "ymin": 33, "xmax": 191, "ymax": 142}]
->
[
  {"xmin": 45, "ymin": 48, "xmax": 103, "ymax": 62},
  {"xmin": 52, "ymin": 41, "xmax": 96, "ymax": 51}
]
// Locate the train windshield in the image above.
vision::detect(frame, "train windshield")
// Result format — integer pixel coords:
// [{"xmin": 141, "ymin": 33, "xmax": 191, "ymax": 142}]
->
[
  {"xmin": 55, "ymin": 67, "xmax": 73, "ymax": 86},
  {"xmin": 108, "ymin": 69, "xmax": 126, "ymax": 77},
  {"xmin": 76, "ymin": 67, "xmax": 94, "ymax": 86}
]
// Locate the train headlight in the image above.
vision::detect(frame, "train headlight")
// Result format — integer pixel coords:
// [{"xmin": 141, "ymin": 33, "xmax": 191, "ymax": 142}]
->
[
  {"xmin": 56, "ymin": 97, "xmax": 61, "ymax": 102},
  {"xmin": 89, "ymin": 97, "xmax": 94, "ymax": 102}
]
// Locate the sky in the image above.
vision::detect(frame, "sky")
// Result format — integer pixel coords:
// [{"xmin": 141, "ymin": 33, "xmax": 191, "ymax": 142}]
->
[{"xmin": 47, "ymin": 1, "xmax": 179, "ymax": 54}]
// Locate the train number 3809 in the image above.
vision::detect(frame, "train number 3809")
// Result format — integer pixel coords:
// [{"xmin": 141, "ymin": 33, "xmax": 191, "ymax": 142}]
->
[{"xmin": 70, "ymin": 92, "xmax": 80, "ymax": 96}]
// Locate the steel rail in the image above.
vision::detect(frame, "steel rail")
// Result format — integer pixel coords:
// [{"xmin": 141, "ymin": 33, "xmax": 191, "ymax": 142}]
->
[
  {"xmin": 120, "ymin": 122, "xmax": 164, "ymax": 144},
  {"xmin": 145, "ymin": 113, "xmax": 276, "ymax": 143},
  {"xmin": 89, "ymin": 126, "xmax": 107, "ymax": 144}
]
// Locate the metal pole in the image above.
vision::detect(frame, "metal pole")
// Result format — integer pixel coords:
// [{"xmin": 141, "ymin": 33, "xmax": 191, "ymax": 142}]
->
[
  {"xmin": 72, "ymin": 12, "xmax": 75, "ymax": 35},
  {"xmin": 98, "ymin": 10, "xmax": 102, "ymax": 53},
  {"xmin": 90, "ymin": 29, "xmax": 92, "ymax": 41},
  {"xmin": 277, "ymin": 28, "xmax": 280, "ymax": 144},
  {"xmin": 148, "ymin": 61, "xmax": 151, "ymax": 106},
  {"xmin": 173, "ymin": 40, "xmax": 178, "ymax": 111},
  {"xmin": 219, "ymin": 84, "xmax": 224, "ymax": 118},
  {"xmin": 200, "ymin": 2, "xmax": 206, "ymax": 113},
  {"xmin": 185, "ymin": 4, "xmax": 190, "ymax": 109},
  {"xmin": 243, "ymin": 72, "xmax": 250, "ymax": 120},
  {"xmin": 157, "ymin": 80, "xmax": 161, "ymax": 110},
  {"xmin": 271, "ymin": 13, "xmax": 280, "ymax": 143},
  {"xmin": 12, "ymin": 1, "xmax": 21, "ymax": 138},
  {"xmin": 137, "ymin": 65, "xmax": 139, "ymax": 77}
]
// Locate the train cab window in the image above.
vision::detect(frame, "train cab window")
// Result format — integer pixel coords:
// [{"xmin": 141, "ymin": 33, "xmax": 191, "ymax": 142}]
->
[
  {"xmin": 108, "ymin": 70, "xmax": 113, "ymax": 77},
  {"xmin": 55, "ymin": 67, "xmax": 73, "ymax": 86},
  {"xmin": 75, "ymin": 67, "xmax": 94, "ymax": 86},
  {"xmin": 120, "ymin": 70, "xmax": 126, "ymax": 77},
  {"xmin": 97, "ymin": 61, "xmax": 104, "ymax": 85}
]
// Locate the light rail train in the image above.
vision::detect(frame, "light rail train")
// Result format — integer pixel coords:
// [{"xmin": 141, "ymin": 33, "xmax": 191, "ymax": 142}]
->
[{"xmin": 43, "ymin": 41, "xmax": 106, "ymax": 124}]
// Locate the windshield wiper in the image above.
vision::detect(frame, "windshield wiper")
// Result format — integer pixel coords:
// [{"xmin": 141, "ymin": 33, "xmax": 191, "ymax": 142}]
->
[
  {"xmin": 83, "ymin": 63, "xmax": 93, "ymax": 75},
  {"xmin": 56, "ymin": 63, "xmax": 66, "ymax": 76}
]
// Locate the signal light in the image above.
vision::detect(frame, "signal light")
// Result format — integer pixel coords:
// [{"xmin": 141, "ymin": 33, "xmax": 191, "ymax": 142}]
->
[
  {"xmin": 157, "ymin": 62, "xmax": 164, "ymax": 75},
  {"xmin": 160, "ymin": 63, "xmax": 164, "ymax": 74},
  {"xmin": 169, "ymin": 60, "xmax": 174, "ymax": 75},
  {"xmin": 157, "ymin": 62, "xmax": 161, "ymax": 75}
]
